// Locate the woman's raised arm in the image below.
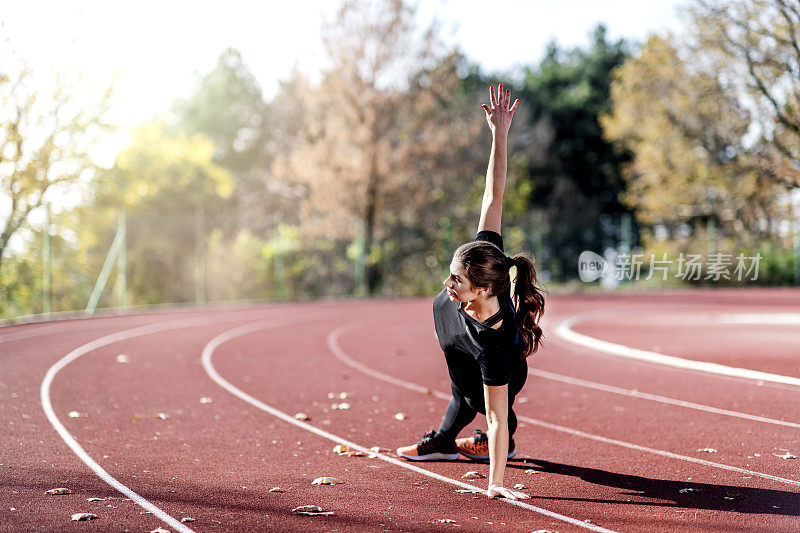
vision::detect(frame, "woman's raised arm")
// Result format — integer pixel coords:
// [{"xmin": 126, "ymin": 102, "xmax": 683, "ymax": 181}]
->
[{"xmin": 478, "ymin": 83, "xmax": 519, "ymax": 235}]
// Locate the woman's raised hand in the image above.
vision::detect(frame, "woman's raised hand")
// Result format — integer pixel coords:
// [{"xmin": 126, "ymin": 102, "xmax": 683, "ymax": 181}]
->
[{"xmin": 481, "ymin": 83, "xmax": 519, "ymax": 135}]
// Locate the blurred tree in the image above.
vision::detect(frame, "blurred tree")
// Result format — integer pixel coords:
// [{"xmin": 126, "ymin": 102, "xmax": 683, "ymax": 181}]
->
[
  {"xmin": 275, "ymin": 0, "xmax": 482, "ymax": 294},
  {"xmin": 0, "ymin": 59, "xmax": 113, "ymax": 276},
  {"xmin": 174, "ymin": 48, "xmax": 303, "ymax": 237},
  {"xmin": 691, "ymin": 0, "xmax": 800, "ymax": 188},
  {"xmin": 519, "ymin": 26, "xmax": 633, "ymax": 280},
  {"xmin": 602, "ymin": 35, "xmax": 780, "ymax": 249},
  {"xmin": 603, "ymin": 2, "xmax": 799, "ymax": 260},
  {"xmin": 84, "ymin": 122, "xmax": 233, "ymax": 305}
]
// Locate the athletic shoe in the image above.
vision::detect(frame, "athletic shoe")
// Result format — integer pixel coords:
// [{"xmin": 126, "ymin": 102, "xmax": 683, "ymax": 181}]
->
[
  {"xmin": 396, "ymin": 429, "xmax": 460, "ymax": 461},
  {"xmin": 455, "ymin": 429, "xmax": 516, "ymax": 460}
]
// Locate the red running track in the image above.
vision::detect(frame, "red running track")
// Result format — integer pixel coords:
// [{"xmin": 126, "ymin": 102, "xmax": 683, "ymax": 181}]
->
[{"xmin": 1, "ymin": 289, "xmax": 799, "ymax": 532}]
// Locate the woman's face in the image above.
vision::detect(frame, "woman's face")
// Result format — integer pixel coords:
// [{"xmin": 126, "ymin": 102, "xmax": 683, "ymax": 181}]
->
[{"xmin": 443, "ymin": 259, "xmax": 483, "ymax": 302}]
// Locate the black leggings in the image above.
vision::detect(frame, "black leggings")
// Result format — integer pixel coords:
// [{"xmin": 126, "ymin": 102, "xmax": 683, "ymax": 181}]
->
[{"xmin": 435, "ymin": 375, "xmax": 525, "ymax": 443}]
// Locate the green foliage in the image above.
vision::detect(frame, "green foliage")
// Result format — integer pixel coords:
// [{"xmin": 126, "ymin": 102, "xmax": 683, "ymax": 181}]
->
[
  {"xmin": 518, "ymin": 25, "xmax": 635, "ymax": 281},
  {"xmin": 754, "ymin": 241, "xmax": 799, "ymax": 285},
  {"xmin": 79, "ymin": 122, "xmax": 235, "ymax": 306},
  {"xmin": 6, "ymin": 1, "xmax": 798, "ymax": 319},
  {"xmin": 174, "ymin": 48, "xmax": 268, "ymax": 169}
]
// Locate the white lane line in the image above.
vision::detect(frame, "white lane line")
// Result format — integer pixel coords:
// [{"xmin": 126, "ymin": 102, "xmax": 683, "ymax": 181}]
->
[
  {"xmin": 529, "ymin": 368, "xmax": 800, "ymax": 429},
  {"xmin": 718, "ymin": 313, "xmax": 800, "ymax": 325},
  {"xmin": 329, "ymin": 323, "xmax": 800, "ymax": 488},
  {"xmin": 1, "ymin": 305, "xmax": 287, "ymax": 344},
  {"xmin": 554, "ymin": 313, "xmax": 800, "ymax": 387},
  {"xmin": 39, "ymin": 310, "xmax": 296, "ymax": 533},
  {"xmin": 202, "ymin": 319, "xmax": 619, "ymax": 533},
  {"xmin": 40, "ymin": 316, "xmax": 217, "ymax": 533},
  {"xmin": 1, "ymin": 321, "xmax": 118, "ymax": 344}
]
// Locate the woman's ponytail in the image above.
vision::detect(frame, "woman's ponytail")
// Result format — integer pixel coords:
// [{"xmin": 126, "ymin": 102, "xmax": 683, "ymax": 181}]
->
[{"xmin": 510, "ymin": 252, "xmax": 546, "ymax": 357}]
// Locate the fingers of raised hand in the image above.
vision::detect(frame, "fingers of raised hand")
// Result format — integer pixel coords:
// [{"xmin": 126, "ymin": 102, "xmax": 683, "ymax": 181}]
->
[{"xmin": 490, "ymin": 84, "xmax": 497, "ymax": 107}]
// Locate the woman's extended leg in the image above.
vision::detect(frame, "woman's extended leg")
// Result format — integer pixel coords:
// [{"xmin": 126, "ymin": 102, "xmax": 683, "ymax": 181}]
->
[{"xmin": 395, "ymin": 382, "xmax": 470, "ymax": 461}]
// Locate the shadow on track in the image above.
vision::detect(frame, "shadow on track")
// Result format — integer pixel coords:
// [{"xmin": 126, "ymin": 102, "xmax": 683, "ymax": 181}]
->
[{"xmin": 500, "ymin": 458, "xmax": 800, "ymax": 516}]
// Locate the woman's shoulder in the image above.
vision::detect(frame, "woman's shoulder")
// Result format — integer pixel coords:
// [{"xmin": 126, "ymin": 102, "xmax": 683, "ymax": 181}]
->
[
  {"xmin": 433, "ymin": 289, "xmax": 456, "ymax": 316},
  {"xmin": 475, "ymin": 230, "xmax": 504, "ymax": 252}
]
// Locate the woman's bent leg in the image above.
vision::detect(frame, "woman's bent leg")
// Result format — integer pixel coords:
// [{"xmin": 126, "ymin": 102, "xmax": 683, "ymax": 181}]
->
[{"xmin": 436, "ymin": 382, "xmax": 478, "ymax": 443}]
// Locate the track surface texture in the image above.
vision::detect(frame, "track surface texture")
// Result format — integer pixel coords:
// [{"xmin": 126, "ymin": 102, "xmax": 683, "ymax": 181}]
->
[{"xmin": 2, "ymin": 288, "xmax": 799, "ymax": 532}]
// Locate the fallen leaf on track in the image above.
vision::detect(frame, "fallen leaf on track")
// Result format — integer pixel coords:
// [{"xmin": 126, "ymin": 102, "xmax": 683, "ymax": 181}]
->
[
  {"xmin": 294, "ymin": 412, "xmax": 310, "ymax": 421},
  {"xmin": 773, "ymin": 452, "xmax": 798, "ymax": 459},
  {"xmin": 116, "ymin": 354, "xmax": 129, "ymax": 363},
  {"xmin": 291, "ymin": 505, "xmax": 335, "ymax": 516},
  {"xmin": 394, "ymin": 412, "xmax": 407, "ymax": 421},
  {"xmin": 199, "ymin": 397, "xmax": 213, "ymax": 404},
  {"xmin": 678, "ymin": 488, "xmax": 702, "ymax": 494},
  {"xmin": 436, "ymin": 518, "xmax": 457, "ymax": 523},
  {"xmin": 46, "ymin": 488, "xmax": 72, "ymax": 495},
  {"xmin": 67, "ymin": 411, "xmax": 85, "ymax": 418},
  {"xmin": 70, "ymin": 513, "xmax": 98, "ymax": 521},
  {"xmin": 311, "ymin": 477, "xmax": 342, "ymax": 485},
  {"xmin": 696, "ymin": 447, "xmax": 718, "ymax": 453},
  {"xmin": 180, "ymin": 517, "xmax": 195, "ymax": 523},
  {"xmin": 155, "ymin": 413, "xmax": 170, "ymax": 420},
  {"xmin": 268, "ymin": 487, "xmax": 287, "ymax": 493},
  {"xmin": 369, "ymin": 446, "xmax": 388, "ymax": 453},
  {"xmin": 723, "ymin": 492, "xmax": 743, "ymax": 500},
  {"xmin": 462, "ymin": 471, "xmax": 485, "ymax": 479},
  {"xmin": 332, "ymin": 444, "xmax": 363, "ymax": 457},
  {"xmin": 524, "ymin": 469, "xmax": 540, "ymax": 475},
  {"xmin": 86, "ymin": 498, "xmax": 105, "ymax": 502},
  {"xmin": 513, "ymin": 484, "xmax": 527, "ymax": 490}
]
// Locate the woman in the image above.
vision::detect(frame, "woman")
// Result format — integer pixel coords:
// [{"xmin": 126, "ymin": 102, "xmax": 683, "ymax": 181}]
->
[{"xmin": 396, "ymin": 84, "xmax": 545, "ymax": 501}]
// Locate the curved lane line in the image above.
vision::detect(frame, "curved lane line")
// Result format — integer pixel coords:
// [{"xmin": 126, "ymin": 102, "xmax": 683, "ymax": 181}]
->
[
  {"xmin": 39, "ymin": 310, "xmax": 292, "ymax": 533},
  {"xmin": 202, "ymin": 318, "xmax": 619, "ymax": 533},
  {"xmin": 40, "ymin": 316, "xmax": 222, "ymax": 533},
  {"xmin": 554, "ymin": 313, "xmax": 800, "ymax": 387},
  {"xmin": 718, "ymin": 313, "xmax": 800, "ymax": 325},
  {"xmin": 425, "ymin": 312, "xmax": 800, "ymax": 426},
  {"xmin": 529, "ymin": 368, "xmax": 800, "ymax": 428},
  {"xmin": 329, "ymin": 322, "xmax": 800, "ymax": 488}
]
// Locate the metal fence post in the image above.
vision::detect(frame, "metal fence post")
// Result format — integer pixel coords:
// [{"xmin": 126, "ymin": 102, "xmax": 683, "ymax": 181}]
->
[
  {"xmin": 42, "ymin": 204, "xmax": 52, "ymax": 316},
  {"xmin": 274, "ymin": 222, "xmax": 285, "ymax": 301},
  {"xmin": 620, "ymin": 212, "xmax": 631, "ymax": 255},
  {"xmin": 707, "ymin": 217, "xmax": 717, "ymax": 257},
  {"xmin": 794, "ymin": 222, "xmax": 799, "ymax": 285},
  {"xmin": 86, "ymin": 210, "xmax": 126, "ymax": 315},
  {"xmin": 117, "ymin": 210, "xmax": 127, "ymax": 308},
  {"xmin": 195, "ymin": 204, "xmax": 206, "ymax": 305},
  {"xmin": 355, "ymin": 219, "xmax": 366, "ymax": 298}
]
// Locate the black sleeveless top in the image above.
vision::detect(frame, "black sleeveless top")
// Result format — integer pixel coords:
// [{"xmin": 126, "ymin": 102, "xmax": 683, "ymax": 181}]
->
[{"xmin": 432, "ymin": 231, "xmax": 524, "ymax": 397}]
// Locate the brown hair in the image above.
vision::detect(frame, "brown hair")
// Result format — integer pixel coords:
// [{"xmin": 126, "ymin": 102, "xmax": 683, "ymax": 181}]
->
[{"xmin": 453, "ymin": 241, "xmax": 546, "ymax": 357}]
